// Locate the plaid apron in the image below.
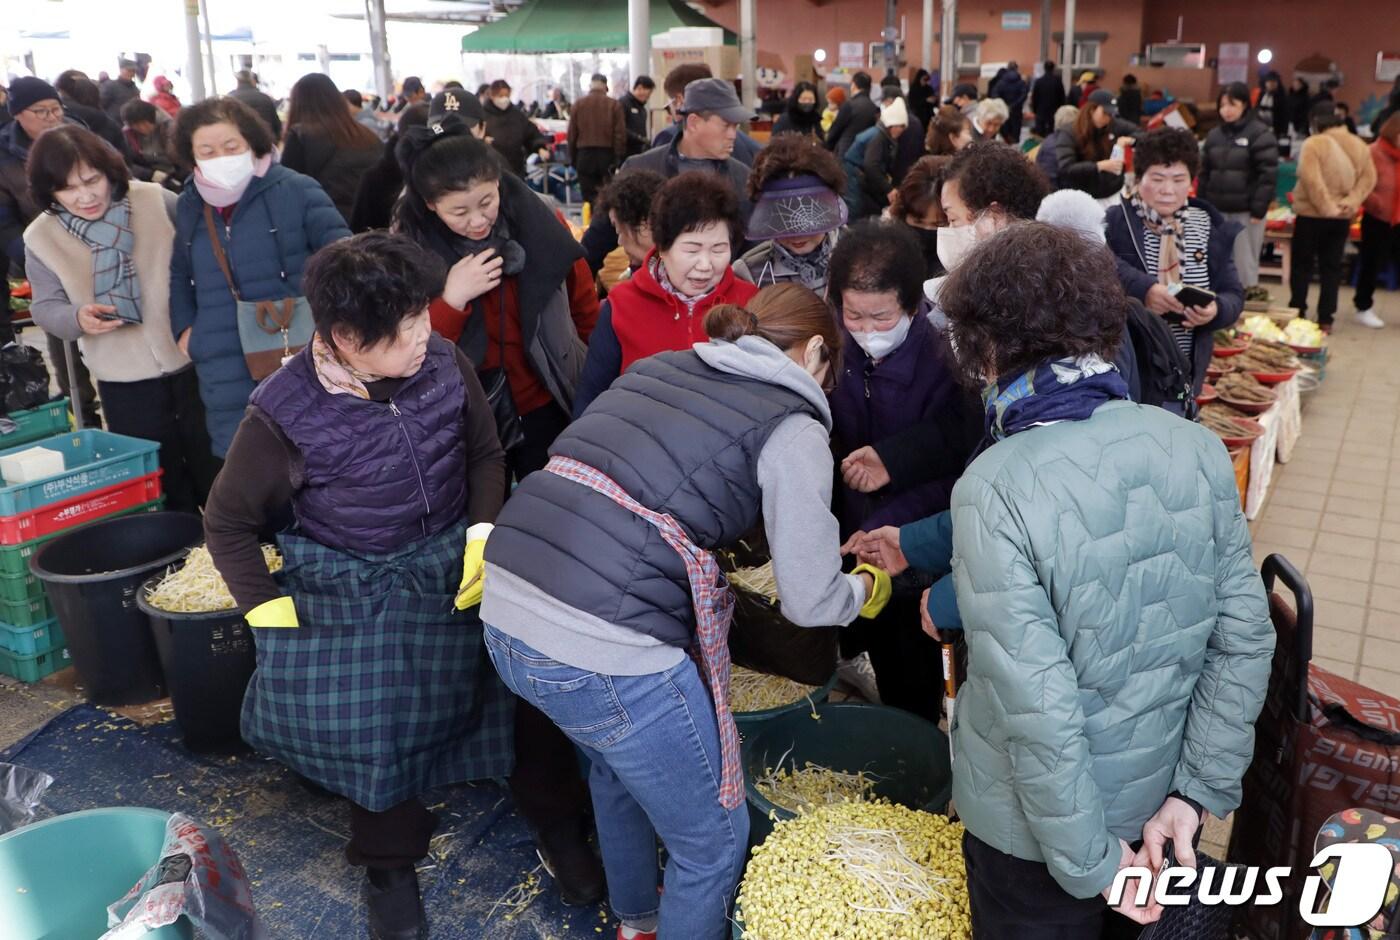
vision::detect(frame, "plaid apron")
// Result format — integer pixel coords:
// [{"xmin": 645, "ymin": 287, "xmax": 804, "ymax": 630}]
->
[
  {"xmin": 241, "ymin": 520, "xmax": 516, "ymax": 811},
  {"xmin": 545, "ymin": 456, "xmax": 744, "ymax": 811}
]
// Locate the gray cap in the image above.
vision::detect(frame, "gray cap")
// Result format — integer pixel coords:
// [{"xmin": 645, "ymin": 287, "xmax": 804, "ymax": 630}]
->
[
  {"xmin": 679, "ymin": 77, "xmax": 753, "ymax": 124},
  {"xmin": 1087, "ymin": 89, "xmax": 1117, "ymax": 116}
]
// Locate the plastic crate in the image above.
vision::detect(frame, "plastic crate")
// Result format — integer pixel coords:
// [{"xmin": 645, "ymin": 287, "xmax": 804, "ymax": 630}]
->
[
  {"xmin": 0, "ymin": 587, "xmax": 50, "ymax": 627},
  {"xmin": 0, "ymin": 498, "xmax": 165, "ymax": 576},
  {"xmin": 0, "ymin": 616, "xmax": 63, "ymax": 656},
  {"xmin": 0, "ymin": 641, "xmax": 69, "ymax": 682},
  {"xmin": 0, "ymin": 430, "xmax": 160, "ymax": 515},
  {"xmin": 0, "ymin": 399, "xmax": 69, "ymax": 449},
  {"xmin": 0, "ymin": 471, "xmax": 162, "ymax": 546},
  {"xmin": 0, "ymin": 569, "xmax": 43, "ymax": 604}
]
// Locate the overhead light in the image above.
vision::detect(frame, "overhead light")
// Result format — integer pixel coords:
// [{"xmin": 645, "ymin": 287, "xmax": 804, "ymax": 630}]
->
[
  {"xmin": 1257, "ymin": 49, "xmax": 1273, "ymax": 64},
  {"xmin": 814, "ymin": 48, "xmax": 827, "ymax": 63}
]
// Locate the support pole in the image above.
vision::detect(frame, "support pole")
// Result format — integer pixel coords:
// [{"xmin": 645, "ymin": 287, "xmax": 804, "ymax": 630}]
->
[
  {"xmin": 939, "ymin": 0, "xmax": 957, "ymax": 101},
  {"xmin": 739, "ymin": 0, "xmax": 757, "ymax": 110},
  {"xmin": 922, "ymin": 0, "xmax": 934, "ymax": 73},
  {"xmin": 627, "ymin": 0, "xmax": 650, "ymax": 89},
  {"xmin": 199, "ymin": 0, "xmax": 218, "ymax": 96},
  {"xmin": 365, "ymin": 0, "xmax": 392, "ymax": 102},
  {"xmin": 1039, "ymin": 0, "xmax": 1051, "ymax": 69},
  {"xmin": 184, "ymin": 0, "xmax": 207, "ymax": 102},
  {"xmin": 1063, "ymin": 0, "xmax": 1077, "ymax": 93},
  {"xmin": 883, "ymin": 0, "xmax": 897, "ymax": 81}
]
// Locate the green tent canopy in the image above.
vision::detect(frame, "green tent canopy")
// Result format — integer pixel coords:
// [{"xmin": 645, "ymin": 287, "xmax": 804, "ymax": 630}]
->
[{"xmin": 460, "ymin": 0, "xmax": 736, "ymax": 53}]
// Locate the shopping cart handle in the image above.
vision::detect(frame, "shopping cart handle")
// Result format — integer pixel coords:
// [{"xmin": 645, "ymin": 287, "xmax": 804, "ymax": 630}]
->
[{"xmin": 1261, "ymin": 553, "xmax": 1312, "ymax": 723}]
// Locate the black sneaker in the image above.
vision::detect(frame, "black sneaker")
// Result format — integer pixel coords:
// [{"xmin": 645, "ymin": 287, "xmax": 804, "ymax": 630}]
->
[
  {"xmin": 365, "ymin": 865, "xmax": 427, "ymax": 940},
  {"xmin": 535, "ymin": 819, "xmax": 606, "ymax": 906}
]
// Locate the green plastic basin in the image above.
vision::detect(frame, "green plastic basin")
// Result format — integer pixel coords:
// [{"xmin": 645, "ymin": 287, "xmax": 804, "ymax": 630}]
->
[{"xmin": 0, "ymin": 806, "xmax": 193, "ymax": 939}]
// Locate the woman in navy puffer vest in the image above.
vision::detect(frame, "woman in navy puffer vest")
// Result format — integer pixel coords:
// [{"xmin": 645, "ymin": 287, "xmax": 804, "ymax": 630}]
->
[{"xmin": 169, "ymin": 96, "xmax": 350, "ymax": 458}]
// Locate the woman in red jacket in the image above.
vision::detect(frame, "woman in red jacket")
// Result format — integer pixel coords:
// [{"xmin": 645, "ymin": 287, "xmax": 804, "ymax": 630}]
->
[
  {"xmin": 572, "ymin": 172, "xmax": 756, "ymax": 417},
  {"xmin": 1356, "ymin": 113, "xmax": 1400, "ymax": 328}
]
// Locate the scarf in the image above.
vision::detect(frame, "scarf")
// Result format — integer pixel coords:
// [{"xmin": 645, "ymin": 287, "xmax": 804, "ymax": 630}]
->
[
  {"xmin": 651, "ymin": 254, "xmax": 716, "ymax": 318},
  {"xmin": 191, "ymin": 152, "xmax": 275, "ymax": 209},
  {"xmin": 57, "ymin": 197, "xmax": 142, "ymax": 323},
  {"xmin": 771, "ymin": 232, "xmax": 836, "ymax": 292},
  {"xmin": 1130, "ymin": 191, "xmax": 1188, "ymax": 287},
  {"xmin": 983, "ymin": 353, "xmax": 1128, "ymax": 443},
  {"xmin": 310, "ymin": 332, "xmax": 386, "ymax": 399},
  {"xmin": 447, "ymin": 213, "xmax": 527, "ymax": 277}
]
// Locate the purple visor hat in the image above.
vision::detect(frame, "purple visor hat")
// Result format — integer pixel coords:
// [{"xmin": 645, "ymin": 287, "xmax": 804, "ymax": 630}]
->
[{"xmin": 746, "ymin": 174, "xmax": 849, "ymax": 241}]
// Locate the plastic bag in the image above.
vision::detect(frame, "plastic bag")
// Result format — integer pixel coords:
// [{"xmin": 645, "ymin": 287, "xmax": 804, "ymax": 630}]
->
[
  {"xmin": 101, "ymin": 813, "xmax": 266, "ymax": 940},
  {"xmin": 0, "ymin": 343, "xmax": 51, "ymax": 414},
  {"xmin": 722, "ymin": 541, "xmax": 838, "ymax": 686},
  {"xmin": 0, "ymin": 762, "xmax": 52, "ymax": 834}
]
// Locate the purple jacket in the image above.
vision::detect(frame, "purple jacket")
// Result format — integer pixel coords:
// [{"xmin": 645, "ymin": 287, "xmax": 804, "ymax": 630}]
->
[
  {"xmin": 829, "ymin": 311, "xmax": 966, "ymax": 537},
  {"xmin": 249, "ymin": 334, "xmax": 468, "ymax": 554}
]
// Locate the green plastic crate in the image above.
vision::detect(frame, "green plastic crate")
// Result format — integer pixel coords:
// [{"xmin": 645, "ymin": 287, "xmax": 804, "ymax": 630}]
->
[
  {"xmin": 0, "ymin": 399, "xmax": 69, "ymax": 450},
  {"xmin": 0, "ymin": 498, "xmax": 165, "ymax": 578},
  {"xmin": 0, "ymin": 617, "xmax": 63, "ymax": 656},
  {"xmin": 0, "ymin": 570, "xmax": 43, "ymax": 604},
  {"xmin": 0, "ymin": 641, "xmax": 69, "ymax": 683},
  {"xmin": 0, "ymin": 589, "xmax": 50, "ymax": 627}
]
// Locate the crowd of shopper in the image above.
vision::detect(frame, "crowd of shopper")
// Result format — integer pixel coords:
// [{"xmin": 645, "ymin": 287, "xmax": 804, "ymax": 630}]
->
[{"xmin": 27, "ymin": 53, "xmax": 1400, "ymax": 940}]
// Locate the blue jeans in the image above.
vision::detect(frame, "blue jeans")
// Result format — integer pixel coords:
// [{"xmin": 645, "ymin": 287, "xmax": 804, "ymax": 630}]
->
[{"xmin": 484, "ymin": 625, "xmax": 748, "ymax": 939}]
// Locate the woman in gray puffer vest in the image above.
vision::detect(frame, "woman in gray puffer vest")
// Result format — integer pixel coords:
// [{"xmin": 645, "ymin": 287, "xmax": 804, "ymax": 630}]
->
[
  {"xmin": 886, "ymin": 223, "xmax": 1273, "ymax": 936},
  {"xmin": 481, "ymin": 284, "xmax": 894, "ymax": 940}
]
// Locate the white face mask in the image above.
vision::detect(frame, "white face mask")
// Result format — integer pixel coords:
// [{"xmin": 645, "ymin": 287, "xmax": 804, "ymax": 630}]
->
[
  {"xmin": 492, "ymin": 96, "xmax": 512, "ymax": 111},
  {"xmin": 197, "ymin": 151, "xmax": 255, "ymax": 190},
  {"xmin": 936, "ymin": 223, "xmax": 980, "ymax": 272},
  {"xmin": 851, "ymin": 314, "xmax": 913, "ymax": 361}
]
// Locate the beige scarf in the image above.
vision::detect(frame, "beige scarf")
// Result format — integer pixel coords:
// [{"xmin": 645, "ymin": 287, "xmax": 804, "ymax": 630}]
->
[{"xmin": 310, "ymin": 332, "xmax": 385, "ymax": 399}]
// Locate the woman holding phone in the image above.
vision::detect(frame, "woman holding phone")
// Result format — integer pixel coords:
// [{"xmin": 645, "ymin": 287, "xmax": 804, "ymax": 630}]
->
[
  {"xmin": 24, "ymin": 124, "xmax": 219, "ymax": 511},
  {"xmin": 1105, "ymin": 127, "xmax": 1244, "ymax": 402}
]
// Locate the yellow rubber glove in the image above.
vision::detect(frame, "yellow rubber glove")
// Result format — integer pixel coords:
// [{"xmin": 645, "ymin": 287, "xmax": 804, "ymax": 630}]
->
[
  {"xmin": 455, "ymin": 522, "xmax": 494, "ymax": 610},
  {"xmin": 245, "ymin": 595, "xmax": 298, "ymax": 628},
  {"xmin": 853, "ymin": 564, "xmax": 893, "ymax": 619}
]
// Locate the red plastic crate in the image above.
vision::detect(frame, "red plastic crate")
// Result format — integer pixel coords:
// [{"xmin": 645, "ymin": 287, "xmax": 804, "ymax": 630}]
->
[{"xmin": 0, "ymin": 471, "xmax": 163, "ymax": 545}]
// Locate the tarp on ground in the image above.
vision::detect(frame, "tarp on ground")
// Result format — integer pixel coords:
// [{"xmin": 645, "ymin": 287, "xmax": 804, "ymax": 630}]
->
[{"xmin": 461, "ymin": 0, "xmax": 736, "ymax": 53}]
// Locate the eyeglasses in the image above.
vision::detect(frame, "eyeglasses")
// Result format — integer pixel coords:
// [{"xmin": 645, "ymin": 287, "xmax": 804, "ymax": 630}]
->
[{"xmin": 26, "ymin": 106, "xmax": 63, "ymax": 120}]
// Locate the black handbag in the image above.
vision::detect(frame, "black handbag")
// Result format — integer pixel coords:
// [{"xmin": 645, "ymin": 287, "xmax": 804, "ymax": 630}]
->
[
  {"xmin": 476, "ymin": 289, "xmax": 525, "ymax": 454},
  {"xmin": 1135, "ymin": 841, "xmax": 1236, "ymax": 940}
]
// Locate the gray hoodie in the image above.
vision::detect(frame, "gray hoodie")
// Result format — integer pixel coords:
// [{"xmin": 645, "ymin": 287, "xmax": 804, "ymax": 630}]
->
[{"xmin": 481, "ymin": 335, "xmax": 866, "ymax": 676}]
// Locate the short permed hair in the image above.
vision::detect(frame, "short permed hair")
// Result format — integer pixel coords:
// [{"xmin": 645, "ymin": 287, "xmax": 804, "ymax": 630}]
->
[
  {"xmin": 747, "ymin": 134, "xmax": 846, "ymax": 200},
  {"xmin": 941, "ymin": 222, "xmax": 1125, "ymax": 383},
  {"xmin": 943, "ymin": 140, "xmax": 1049, "ymax": 220},
  {"xmin": 28, "ymin": 124, "xmax": 130, "ymax": 212},
  {"xmin": 826, "ymin": 219, "xmax": 925, "ymax": 316},
  {"xmin": 174, "ymin": 96, "xmax": 276, "ymax": 165},
  {"xmin": 649, "ymin": 173, "xmax": 743, "ymax": 251},
  {"xmin": 303, "ymin": 231, "xmax": 446, "ymax": 349},
  {"xmin": 596, "ymin": 169, "xmax": 666, "ymax": 230},
  {"xmin": 1133, "ymin": 127, "xmax": 1200, "ymax": 178},
  {"xmin": 120, "ymin": 98, "xmax": 158, "ymax": 126},
  {"xmin": 664, "ymin": 64, "xmax": 712, "ymax": 99}
]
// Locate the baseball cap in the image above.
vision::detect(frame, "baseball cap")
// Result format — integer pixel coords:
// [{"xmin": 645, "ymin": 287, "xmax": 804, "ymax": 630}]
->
[
  {"xmin": 1087, "ymin": 89, "xmax": 1117, "ymax": 116},
  {"xmin": 430, "ymin": 88, "xmax": 485, "ymax": 128},
  {"xmin": 679, "ymin": 78, "xmax": 754, "ymax": 124}
]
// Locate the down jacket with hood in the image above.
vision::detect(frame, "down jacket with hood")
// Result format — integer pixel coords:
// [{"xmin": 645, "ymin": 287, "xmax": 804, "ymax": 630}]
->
[
  {"xmin": 170, "ymin": 164, "xmax": 350, "ymax": 457},
  {"xmin": 1198, "ymin": 114, "xmax": 1279, "ymax": 219},
  {"xmin": 1104, "ymin": 195, "xmax": 1244, "ymax": 393},
  {"xmin": 946, "ymin": 398, "xmax": 1274, "ymax": 899}
]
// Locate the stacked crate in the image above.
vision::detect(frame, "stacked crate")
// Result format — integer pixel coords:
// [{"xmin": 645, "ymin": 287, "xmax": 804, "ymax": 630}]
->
[{"xmin": 0, "ymin": 408, "xmax": 163, "ymax": 682}]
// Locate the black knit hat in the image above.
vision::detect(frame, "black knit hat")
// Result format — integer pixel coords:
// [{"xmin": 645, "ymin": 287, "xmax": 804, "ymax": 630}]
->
[{"xmin": 7, "ymin": 77, "xmax": 60, "ymax": 118}]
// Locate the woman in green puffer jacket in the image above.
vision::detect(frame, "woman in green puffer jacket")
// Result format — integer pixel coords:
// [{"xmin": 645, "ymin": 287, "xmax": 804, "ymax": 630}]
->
[{"xmin": 862, "ymin": 223, "xmax": 1274, "ymax": 936}]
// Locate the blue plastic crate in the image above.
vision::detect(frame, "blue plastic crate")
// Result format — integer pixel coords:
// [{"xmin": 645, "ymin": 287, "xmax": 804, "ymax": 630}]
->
[
  {"xmin": 0, "ymin": 643, "xmax": 68, "ymax": 682},
  {"xmin": 0, "ymin": 430, "xmax": 160, "ymax": 515},
  {"xmin": 0, "ymin": 616, "xmax": 63, "ymax": 657}
]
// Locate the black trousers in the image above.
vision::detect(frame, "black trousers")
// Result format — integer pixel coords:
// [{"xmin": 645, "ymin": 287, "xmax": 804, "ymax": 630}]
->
[
  {"xmin": 47, "ymin": 332, "xmax": 100, "ymax": 425},
  {"xmin": 98, "ymin": 369, "xmax": 222, "ymax": 514},
  {"xmin": 347, "ymin": 797, "xmax": 439, "ymax": 870},
  {"xmin": 844, "ymin": 590, "xmax": 945, "ymax": 722},
  {"xmin": 504, "ymin": 401, "xmax": 592, "ymax": 834},
  {"xmin": 1355, "ymin": 214, "xmax": 1400, "ymax": 311},
  {"xmin": 574, "ymin": 147, "xmax": 616, "ymax": 207},
  {"xmin": 1289, "ymin": 216, "xmax": 1352, "ymax": 325},
  {"xmin": 964, "ymin": 831, "xmax": 1143, "ymax": 939}
]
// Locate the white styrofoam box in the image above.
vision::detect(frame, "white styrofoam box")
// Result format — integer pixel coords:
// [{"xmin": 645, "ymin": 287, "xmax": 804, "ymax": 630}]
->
[
  {"xmin": 0, "ymin": 446, "xmax": 66, "ymax": 485},
  {"xmin": 653, "ymin": 27, "xmax": 725, "ymax": 49}
]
